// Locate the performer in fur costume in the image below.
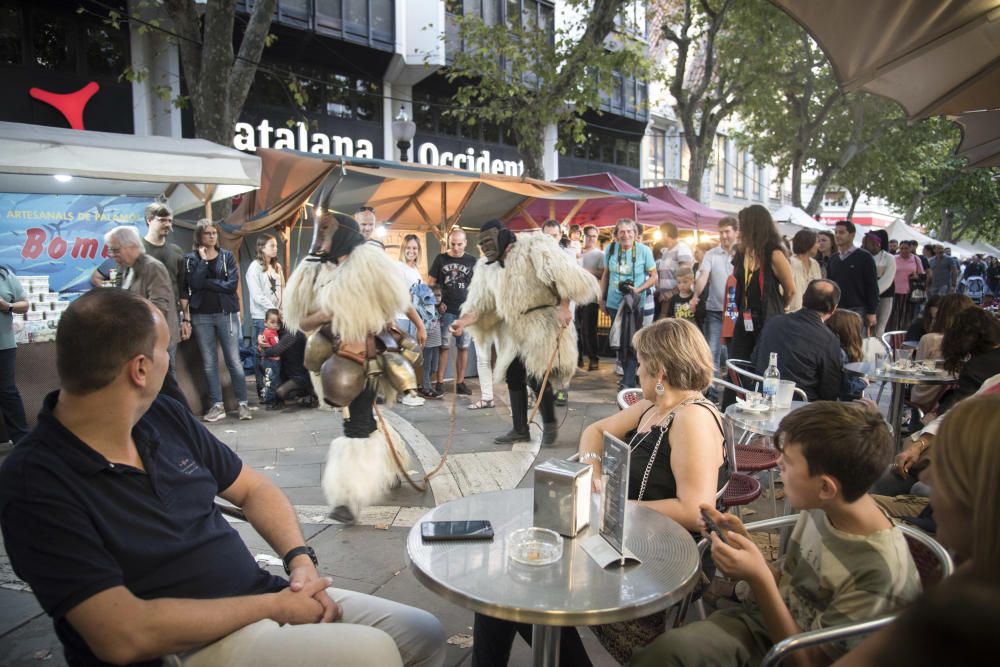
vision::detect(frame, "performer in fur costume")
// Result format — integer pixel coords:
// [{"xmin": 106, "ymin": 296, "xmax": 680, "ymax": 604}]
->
[
  {"xmin": 285, "ymin": 210, "xmax": 419, "ymax": 525},
  {"xmin": 451, "ymin": 219, "xmax": 600, "ymax": 444}
]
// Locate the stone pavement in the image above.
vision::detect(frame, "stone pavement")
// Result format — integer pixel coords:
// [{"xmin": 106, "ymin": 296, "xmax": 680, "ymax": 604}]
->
[{"xmin": 0, "ymin": 364, "xmax": 640, "ymax": 666}]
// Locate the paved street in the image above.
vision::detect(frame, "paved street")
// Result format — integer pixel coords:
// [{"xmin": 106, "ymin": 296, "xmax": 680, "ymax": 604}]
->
[{"xmin": 0, "ymin": 365, "xmax": 639, "ymax": 666}]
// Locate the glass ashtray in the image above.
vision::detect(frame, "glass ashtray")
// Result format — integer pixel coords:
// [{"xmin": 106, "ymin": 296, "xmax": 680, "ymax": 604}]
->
[{"xmin": 508, "ymin": 527, "xmax": 564, "ymax": 566}]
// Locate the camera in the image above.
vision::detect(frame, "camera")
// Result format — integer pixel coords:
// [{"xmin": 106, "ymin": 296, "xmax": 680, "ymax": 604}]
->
[{"xmin": 618, "ymin": 279, "xmax": 634, "ymax": 295}]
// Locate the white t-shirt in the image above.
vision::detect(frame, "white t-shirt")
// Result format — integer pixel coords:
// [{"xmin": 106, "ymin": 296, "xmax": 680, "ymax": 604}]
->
[
  {"xmin": 696, "ymin": 245, "xmax": 734, "ymax": 311},
  {"xmin": 396, "ymin": 262, "xmax": 422, "ymax": 320},
  {"xmin": 656, "ymin": 241, "xmax": 694, "ymax": 292}
]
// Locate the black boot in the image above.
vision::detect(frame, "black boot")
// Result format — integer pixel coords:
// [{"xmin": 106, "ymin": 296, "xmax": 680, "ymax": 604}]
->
[
  {"xmin": 495, "ymin": 388, "xmax": 531, "ymax": 444},
  {"xmin": 542, "ymin": 421, "xmax": 559, "ymax": 445},
  {"xmin": 538, "ymin": 382, "xmax": 558, "ymax": 445}
]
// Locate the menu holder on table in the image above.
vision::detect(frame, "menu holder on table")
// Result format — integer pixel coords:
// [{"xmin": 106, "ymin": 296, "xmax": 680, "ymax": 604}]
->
[{"xmin": 581, "ymin": 432, "xmax": 641, "ymax": 568}]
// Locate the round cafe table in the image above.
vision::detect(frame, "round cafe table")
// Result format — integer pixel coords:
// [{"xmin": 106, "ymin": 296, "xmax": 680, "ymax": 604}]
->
[
  {"xmin": 724, "ymin": 400, "xmax": 809, "ymax": 439},
  {"xmin": 844, "ymin": 361, "xmax": 957, "ymax": 453},
  {"xmin": 407, "ymin": 487, "xmax": 700, "ymax": 667}
]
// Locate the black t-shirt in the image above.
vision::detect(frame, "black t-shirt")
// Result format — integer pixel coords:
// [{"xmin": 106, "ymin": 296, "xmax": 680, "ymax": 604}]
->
[
  {"xmin": 666, "ymin": 292, "xmax": 697, "ymax": 321},
  {"xmin": 0, "ymin": 393, "xmax": 286, "ymax": 666},
  {"xmin": 429, "ymin": 252, "xmax": 476, "ymax": 315}
]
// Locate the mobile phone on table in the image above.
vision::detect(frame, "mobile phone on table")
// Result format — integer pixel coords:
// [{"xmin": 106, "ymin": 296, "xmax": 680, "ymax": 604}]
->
[
  {"xmin": 700, "ymin": 508, "xmax": 729, "ymax": 545},
  {"xmin": 420, "ymin": 520, "xmax": 495, "ymax": 542}
]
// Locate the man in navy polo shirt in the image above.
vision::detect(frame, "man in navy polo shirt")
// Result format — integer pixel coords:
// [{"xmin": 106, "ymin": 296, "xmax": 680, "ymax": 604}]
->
[{"xmin": 0, "ymin": 289, "xmax": 444, "ymax": 667}]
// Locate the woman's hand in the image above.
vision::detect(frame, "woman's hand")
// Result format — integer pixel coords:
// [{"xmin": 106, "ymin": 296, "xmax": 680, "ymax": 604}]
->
[
  {"xmin": 197, "ymin": 246, "xmax": 208, "ymax": 261},
  {"xmin": 416, "ymin": 323, "xmax": 427, "ymax": 347}
]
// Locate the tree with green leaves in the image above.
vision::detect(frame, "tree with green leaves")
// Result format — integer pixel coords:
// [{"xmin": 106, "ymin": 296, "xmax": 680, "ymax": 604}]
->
[
  {"xmin": 443, "ymin": 0, "xmax": 646, "ymax": 178},
  {"xmin": 917, "ymin": 164, "xmax": 1000, "ymax": 244},
  {"xmin": 159, "ymin": 0, "xmax": 278, "ymax": 147},
  {"xmin": 651, "ymin": 0, "xmax": 765, "ymax": 200},
  {"xmin": 731, "ymin": 2, "xmax": 906, "ymax": 214}
]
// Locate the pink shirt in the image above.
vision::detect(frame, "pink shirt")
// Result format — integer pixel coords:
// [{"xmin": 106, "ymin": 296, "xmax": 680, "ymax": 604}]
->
[{"xmin": 893, "ymin": 254, "xmax": 923, "ymax": 294}]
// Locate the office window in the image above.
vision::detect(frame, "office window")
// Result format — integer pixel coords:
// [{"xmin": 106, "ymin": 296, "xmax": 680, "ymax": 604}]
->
[
  {"xmin": 680, "ymin": 140, "xmax": 690, "ymax": 182},
  {"xmin": 0, "ymin": 5, "xmax": 21, "ymax": 65},
  {"xmin": 85, "ymin": 24, "xmax": 127, "ymax": 76},
  {"xmin": 714, "ymin": 135, "xmax": 727, "ymax": 195},
  {"xmin": 647, "ymin": 129, "xmax": 665, "ymax": 183},
  {"xmin": 32, "ymin": 12, "xmax": 74, "ymax": 71}
]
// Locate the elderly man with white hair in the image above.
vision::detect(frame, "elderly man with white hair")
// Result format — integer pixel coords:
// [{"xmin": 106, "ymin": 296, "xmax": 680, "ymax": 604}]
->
[{"xmin": 104, "ymin": 225, "xmax": 187, "ymax": 406}]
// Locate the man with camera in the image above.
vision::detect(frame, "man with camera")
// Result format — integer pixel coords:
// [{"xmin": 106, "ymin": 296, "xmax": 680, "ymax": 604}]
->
[{"xmin": 598, "ymin": 219, "xmax": 657, "ymax": 388}]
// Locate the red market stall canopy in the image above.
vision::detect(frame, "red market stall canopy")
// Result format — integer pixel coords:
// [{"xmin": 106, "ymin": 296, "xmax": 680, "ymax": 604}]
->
[
  {"xmin": 222, "ymin": 149, "xmax": 635, "ymax": 245},
  {"xmin": 0, "ymin": 121, "xmax": 261, "ymax": 216},
  {"xmin": 505, "ymin": 173, "xmax": 699, "ymax": 231},
  {"xmin": 640, "ymin": 185, "xmax": 728, "ymax": 228}
]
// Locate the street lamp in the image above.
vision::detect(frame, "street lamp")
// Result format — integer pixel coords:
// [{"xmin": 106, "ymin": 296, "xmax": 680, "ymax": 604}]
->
[{"xmin": 392, "ymin": 106, "xmax": 417, "ymax": 162}]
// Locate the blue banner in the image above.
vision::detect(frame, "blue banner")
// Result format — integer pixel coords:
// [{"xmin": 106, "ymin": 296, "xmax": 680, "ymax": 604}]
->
[{"xmin": 0, "ymin": 193, "xmax": 148, "ymax": 293}]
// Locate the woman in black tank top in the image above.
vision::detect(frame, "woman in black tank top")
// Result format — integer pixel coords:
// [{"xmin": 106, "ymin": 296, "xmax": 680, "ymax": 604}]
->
[{"xmin": 471, "ymin": 319, "xmax": 727, "ymax": 667}]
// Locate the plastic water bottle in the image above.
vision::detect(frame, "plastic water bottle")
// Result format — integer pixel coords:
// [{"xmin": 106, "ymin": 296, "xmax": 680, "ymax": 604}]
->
[{"xmin": 763, "ymin": 353, "xmax": 780, "ymax": 407}]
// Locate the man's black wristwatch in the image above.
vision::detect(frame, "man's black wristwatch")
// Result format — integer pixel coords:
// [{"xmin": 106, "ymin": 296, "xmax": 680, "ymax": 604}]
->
[{"xmin": 282, "ymin": 545, "xmax": 318, "ymax": 574}]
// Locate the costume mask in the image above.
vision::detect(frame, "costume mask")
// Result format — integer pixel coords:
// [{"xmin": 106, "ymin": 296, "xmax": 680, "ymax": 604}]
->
[
  {"xmin": 310, "ymin": 211, "xmax": 364, "ymax": 262},
  {"xmin": 478, "ymin": 219, "xmax": 515, "ymax": 265}
]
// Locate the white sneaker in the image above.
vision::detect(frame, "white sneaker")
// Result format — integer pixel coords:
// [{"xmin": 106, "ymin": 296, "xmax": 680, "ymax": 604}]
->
[
  {"xmin": 203, "ymin": 403, "xmax": 226, "ymax": 422},
  {"xmin": 400, "ymin": 392, "xmax": 425, "ymax": 406},
  {"xmin": 615, "ymin": 362, "xmax": 624, "ymax": 376},
  {"xmin": 238, "ymin": 403, "xmax": 252, "ymax": 420}
]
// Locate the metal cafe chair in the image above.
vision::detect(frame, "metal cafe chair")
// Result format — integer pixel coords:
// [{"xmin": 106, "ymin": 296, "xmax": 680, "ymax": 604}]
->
[
  {"xmin": 726, "ymin": 359, "xmax": 808, "ymax": 402},
  {"xmin": 616, "ymin": 387, "xmax": 644, "ymax": 410}
]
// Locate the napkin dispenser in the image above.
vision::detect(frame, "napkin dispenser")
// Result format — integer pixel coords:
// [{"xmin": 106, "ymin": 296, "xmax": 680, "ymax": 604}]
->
[{"xmin": 533, "ymin": 459, "xmax": 592, "ymax": 537}]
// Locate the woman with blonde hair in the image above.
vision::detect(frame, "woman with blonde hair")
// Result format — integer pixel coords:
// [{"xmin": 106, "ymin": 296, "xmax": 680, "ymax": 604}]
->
[
  {"xmin": 471, "ymin": 318, "xmax": 728, "ymax": 666},
  {"xmin": 246, "ymin": 234, "xmax": 284, "ymax": 399}
]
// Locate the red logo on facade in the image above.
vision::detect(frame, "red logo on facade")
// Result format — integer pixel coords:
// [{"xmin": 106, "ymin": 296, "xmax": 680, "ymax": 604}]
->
[{"xmin": 29, "ymin": 82, "xmax": 100, "ymax": 130}]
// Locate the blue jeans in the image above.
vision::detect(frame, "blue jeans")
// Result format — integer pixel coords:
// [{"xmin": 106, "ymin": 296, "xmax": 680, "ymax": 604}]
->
[
  {"xmin": 607, "ymin": 307, "xmax": 637, "ymax": 388},
  {"xmin": 422, "ymin": 346, "xmax": 440, "ymax": 389},
  {"xmin": 192, "ymin": 312, "xmax": 248, "ymax": 405},
  {"xmin": 702, "ymin": 310, "xmax": 726, "ymax": 374},
  {"xmin": 252, "ymin": 318, "xmax": 265, "ymax": 397},
  {"xmin": 0, "ymin": 347, "xmax": 28, "ymax": 443},
  {"xmin": 260, "ymin": 357, "xmax": 281, "ymax": 404}
]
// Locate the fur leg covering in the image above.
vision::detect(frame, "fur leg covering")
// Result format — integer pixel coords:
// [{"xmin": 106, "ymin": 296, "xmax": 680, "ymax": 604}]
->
[{"xmin": 321, "ymin": 423, "xmax": 411, "ymax": 512}]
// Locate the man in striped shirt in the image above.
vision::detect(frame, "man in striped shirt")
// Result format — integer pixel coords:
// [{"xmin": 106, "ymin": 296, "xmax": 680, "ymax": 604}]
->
[{"xmin": 633, "ymin": 402, "xmax": 920, "ymax": 667}]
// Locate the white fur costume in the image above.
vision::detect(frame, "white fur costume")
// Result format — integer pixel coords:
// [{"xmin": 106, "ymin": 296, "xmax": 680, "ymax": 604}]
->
[
  {"xmin": 463, "ymin": 233, "xmax": 600, "ymax": 385},
  {"xmin": 284, "ymin": 243, "xmax": 413, "ymax": 515}
]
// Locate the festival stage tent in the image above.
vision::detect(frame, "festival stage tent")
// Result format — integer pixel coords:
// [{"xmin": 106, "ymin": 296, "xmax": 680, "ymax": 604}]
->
[
  {"xmin": 957, "ymin": 240, "xmax": 1000, "ymax": 257},
  {"xmin": 0, "ymin": 121, "xmax": 261, "ymax": 216},
  {"xmin": 504, "ymin": 173, "xmax": 698, "ymax": 231},
  {"xmin": 772, "ymin": 204, "xmax": 830, "ymax": 237}
]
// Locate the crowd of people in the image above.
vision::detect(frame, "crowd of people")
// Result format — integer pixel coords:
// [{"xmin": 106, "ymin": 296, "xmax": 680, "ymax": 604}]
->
[{"xmin": 0, "ymin": 199, "xmax": 998, "ymax": 667}]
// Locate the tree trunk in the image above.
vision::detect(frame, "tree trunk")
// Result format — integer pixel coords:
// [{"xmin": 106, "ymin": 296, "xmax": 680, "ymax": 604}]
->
[
  {"xmin": 904, "ymin": 189, "xmax": 924, "ymax": 224},
  {"xmin": 846, "ymin": 189, "xmax": 860, "ymax": 220},
  {"xmin": 939, "ymin": 209, "xmax": 953, "ymax": 242},
  {"xmin": 685, "ymin": 144, "xmax": 710, "ymax": 201},
  {"xmin": 804, "ymin": 165, "xmax": 837, "ymax": 215}
]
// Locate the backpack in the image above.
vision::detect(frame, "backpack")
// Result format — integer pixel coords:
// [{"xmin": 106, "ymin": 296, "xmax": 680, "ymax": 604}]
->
[{"xmin": 410, "ymin": 281, "xmax": 438, "ymax": 328}]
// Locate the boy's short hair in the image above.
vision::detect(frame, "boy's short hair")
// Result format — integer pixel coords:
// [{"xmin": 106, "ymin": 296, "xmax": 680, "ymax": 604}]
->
[
  {"xmin": 777, "ymin": 402, "xmax": 892, "ymax": 502},
  {"xmin": 675, "ymin": 266, "xmax": 694, "ymax": 280},
  {"xmin": 264, "ymin": 308, "xmax": 281, "ymax": 321}
]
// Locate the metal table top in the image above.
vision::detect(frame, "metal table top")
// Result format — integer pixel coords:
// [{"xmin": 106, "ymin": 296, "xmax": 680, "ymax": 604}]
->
[
  {"xmin": 723, "ymin": 401, "xmax": 809, "ymax": 437},
  {"xmin": 406, "ymin": 488, "xmax": 700, "ymax": 627},
  {"xmin": 844, "ymin": 361, "xmax": 957, "ymax": 386}
]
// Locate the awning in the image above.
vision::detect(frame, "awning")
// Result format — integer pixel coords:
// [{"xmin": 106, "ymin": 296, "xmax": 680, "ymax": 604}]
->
[
  {"xmin": 223, "ymin": 150, "xmax": 631, "ymax": 243},
  {"xmin": 506, "ymin": 173, "xmax": 697, "ymax": 230},
  {"xmin": 772, "ymin": 0, "xmax": 1000, "ymax": 119},
  {"xmin": 640, "ymin": 185, "xmax": 728, "ymax": 228},
  {"xmin": 884, "ymin": 219, "xmax": 972, "ymax": 258},
  {"xmin": 954, "ymin": 109, "xmax": 1000, "ymax": 168},
  {"xmin": 0, "ymin": 122, "xmax": 261, "ymax": 216},
  {"xmin": 772, "ymin": 205, "xmax": 829, "ymax": 231}
]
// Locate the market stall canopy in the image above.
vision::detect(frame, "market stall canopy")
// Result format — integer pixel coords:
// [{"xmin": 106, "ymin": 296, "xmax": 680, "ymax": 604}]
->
[
  {"xmin": 957, "ymin": 240, "xmax": 1000, "ymax": 257},
  {"xmin": 223, "ymin": 150, "xmax": 634, "ymax": 242},
  {"xmin": 885, "ymin": 219, "xmax": 971, "ymax": 258},
  {"xmin": 640, "ymin": 185, "xmax": 727, "ymax": 228},
  {"xmin": 506, "ymin": 173, "xmax": 697, "ymax": 231},
  {"xmin": 0, "ymin": 121, "xmax": 261, "ymax": 216},
  {"xmin": 954, "ymin": 109, "xmax": 1000, "ymax": 168},
  {"xmin": 772, "ymin": 205, "xmax": 829, "ymax": 235},
  {"xmin": 773, "ymin": 0, "xmax": 1000, "ymax": 119}
]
